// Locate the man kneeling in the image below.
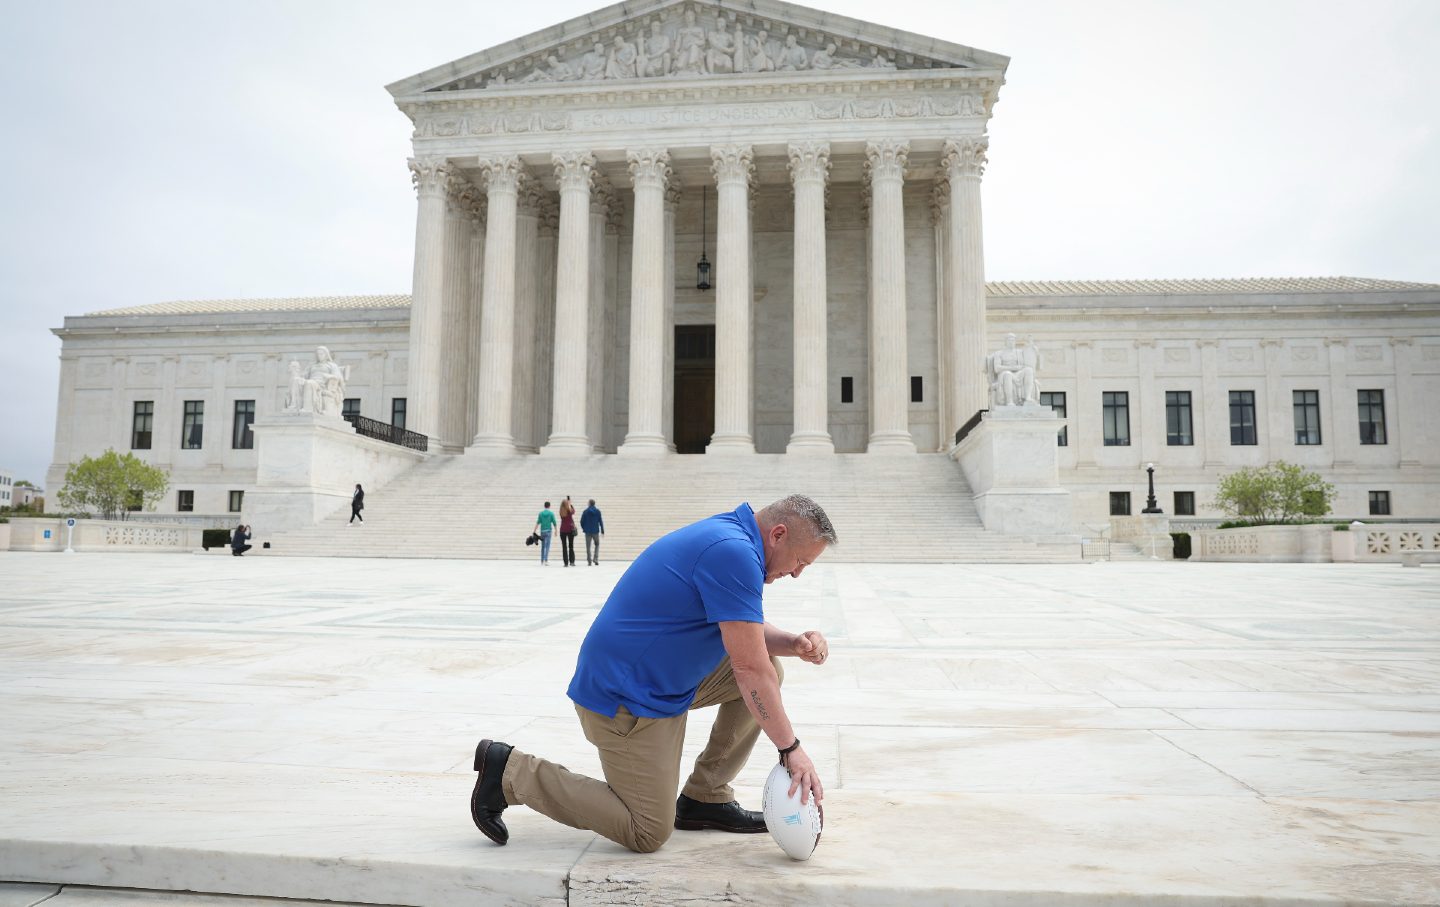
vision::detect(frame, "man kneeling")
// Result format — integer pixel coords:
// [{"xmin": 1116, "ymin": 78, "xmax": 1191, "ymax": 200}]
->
[{"xmin": 471, "ymin": 495, "xmax": 835, "ymax": 853}]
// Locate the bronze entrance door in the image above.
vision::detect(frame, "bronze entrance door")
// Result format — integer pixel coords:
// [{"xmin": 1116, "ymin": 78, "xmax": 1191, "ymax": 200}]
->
[{"xmin": 673, "ymin": 324, "xmax": 715, "ymax": 454}]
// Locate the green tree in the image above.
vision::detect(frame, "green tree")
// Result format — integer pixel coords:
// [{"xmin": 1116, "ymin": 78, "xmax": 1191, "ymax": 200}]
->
[
  {"xmin": 57, "ymin": 450, "xmax": 169, "ymax": 520},
  {"xmin": 1211, "ymin": 461, "xmax": 1335, "ymax": 524}
]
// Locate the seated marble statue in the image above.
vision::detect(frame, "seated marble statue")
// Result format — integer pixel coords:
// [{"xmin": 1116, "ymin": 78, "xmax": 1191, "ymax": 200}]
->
[
  {"xmin": 284, "ymin": 346, "xmax": 350, "ymax": 416},
  {"xmin": 985, "ymin": 333, "xmax": 1042, "ymax": 407}
]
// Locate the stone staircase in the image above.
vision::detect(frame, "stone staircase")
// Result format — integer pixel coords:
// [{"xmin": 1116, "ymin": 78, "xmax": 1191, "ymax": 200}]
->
[{"xmin": 266, "ymin": 453, "xmax": 1082, "ymax": 563}]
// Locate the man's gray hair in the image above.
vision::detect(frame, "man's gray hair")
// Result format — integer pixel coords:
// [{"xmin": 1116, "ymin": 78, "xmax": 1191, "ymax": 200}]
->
[{"xmin": 760, "ymin": 494, "xmax": 838, "ymax": 546}]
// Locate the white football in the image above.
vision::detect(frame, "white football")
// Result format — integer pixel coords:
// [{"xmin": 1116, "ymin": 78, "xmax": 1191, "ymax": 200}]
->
[{"xmin": 761, "ymin": 761, "xmax": 823, "ymax": 861}]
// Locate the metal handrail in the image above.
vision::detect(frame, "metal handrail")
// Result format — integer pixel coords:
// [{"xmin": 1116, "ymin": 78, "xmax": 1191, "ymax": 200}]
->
[
  {"xmin": 953, "ymin": 408, "xmax": 988, "ymax": 446},
  {"xmin": 343, "ymin": 414, "xmax": 429, "ymax": 452}
]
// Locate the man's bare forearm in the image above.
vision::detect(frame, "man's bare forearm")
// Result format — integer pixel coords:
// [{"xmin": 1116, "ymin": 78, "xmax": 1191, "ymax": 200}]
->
[
  {"xmin": 732, "ymin": 661, "xmax": 797, "ymax": 749},
  {"xmin": 762, "ymin": 622, "xmax": 797, "ymax": 657}
]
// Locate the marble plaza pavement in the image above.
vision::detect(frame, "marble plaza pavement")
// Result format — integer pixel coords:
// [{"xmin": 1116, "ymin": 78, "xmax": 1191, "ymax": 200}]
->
[{"xmin": 0, "ymin": 552, "xmax": 1437, "ymax": 906}]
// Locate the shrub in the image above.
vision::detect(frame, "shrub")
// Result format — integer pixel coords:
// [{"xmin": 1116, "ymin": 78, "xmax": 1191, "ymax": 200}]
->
[
  {"xmin": 1169, "ymin": 532, "xmax": 1191, "ymax": 559},
  {"xmin": 58, "ymin": 450, "xmax": 169, "ymax": 520},
  {"xmin": 1211, "ymin": 461, "xmax": 1336, "ymax": 524}
]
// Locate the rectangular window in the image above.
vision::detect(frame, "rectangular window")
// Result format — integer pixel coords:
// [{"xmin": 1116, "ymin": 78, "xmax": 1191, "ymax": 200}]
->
[
  {"xmin": 177, "ymin": 490, "xmax": 194, "ymax": 512},
  {"xmin": 1229, "ymin": 390, "xmax": 1257, "ymax": 445},
  {"xmin": 1102, "ymin": 391, "xmax": 1130, "ymax": 446},
  {"xmin": 131, "ymin": 401, "xmax": 154, "ymax": 450},
  {"xmin": 1293, "ymin": 390, "xmax": 1322, "ymax": 445},
  {"xmin": 228, "ymin": 490, "xmax": 244, "ymax": 513},
  {"xmin": 910, "ymin": 376, "xmax": 923, "ymax": 403},
  {"xmin": 1039, "ymin": 391, "xmax": 1067, "ymax": 446},
  {"xmin": 1109, "ymin": 491, "xmax": 1131, "ymax": 516},
  {"xmin": 840, "ymin": 377, "xmax": 854, "ymax": 404},
  {"xmin": 1165, "ymin": 391, "xmax": 1193, "ymax": 446},
  {"xmin": 181, "ymin": 400, "xmax": 204, "ymax": 450},
  {"xmin": 1358, "ymin": 389, "xmax": 1387, "ymax": 444},
  {"xmin": 342, "ymin": 398, "xmax": 361, "ymax": 420},
  {"xmin": 1368, "ymin": 490, "xmax": 1391, "ymax": 516},
  {"xmin": 232, "ymin": 400, "xmax": 255, "ymax": 449},
  {"xmin": 391, "ymin": 398, "xmax": 407, "ymax": 430},
  {"xmin": 1174, "ymin": 491, "xmax": 1196, "ymax": 516}
]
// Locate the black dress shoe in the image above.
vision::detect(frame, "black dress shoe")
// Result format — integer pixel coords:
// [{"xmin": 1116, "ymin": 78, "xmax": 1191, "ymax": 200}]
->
[
  {"xmin": 471, "ymin": 739, "xmax": 513, "ymax": 845},
  {"xmin": 673, "ymin": 793, "xmax": 766, "ymax": 833}
]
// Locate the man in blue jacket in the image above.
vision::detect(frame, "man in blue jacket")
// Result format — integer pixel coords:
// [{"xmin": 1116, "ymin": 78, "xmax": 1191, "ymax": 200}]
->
[
  {"xmin": 470, "ymin": 494, "xmax": 835, "ymax": 853},
  {"xmin": 581, "ymin": 498, "xmax": 605, "ymax": 565}
]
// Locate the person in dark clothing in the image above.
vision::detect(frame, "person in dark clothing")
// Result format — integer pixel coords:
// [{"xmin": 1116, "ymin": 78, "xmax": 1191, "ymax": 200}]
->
[
  {"xmin": 231, "ymin": 524, "xmax": 252, "ymax": 556},
  {"xmin": 351, "ymin": 484, "xmax": 365, "ymax": 523},
  {"xmin": 581, "ymin": 499, "xmax": 605, "ymax": 565}
]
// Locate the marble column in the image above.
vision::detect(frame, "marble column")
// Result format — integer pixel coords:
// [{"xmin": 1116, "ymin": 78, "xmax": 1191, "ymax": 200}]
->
[
  {"xmin": 541, "ymin": 151, "xmax": 595, "ymax": 456},
  {"xmin": 865, "ymin": 140, "xmax": 915, "ymax": 454},
  {"xmin": 931, "ymin": 180, "xmax": 952, "ymax": 451},
  {"xmin": 786, "ymin": 141, "xmax": 834, "ymax": 454},
  {"xmin": 586, "ymin": 176, "xmax": 613, "ymax": 451},
  {"xmin": 405, "ymin": 157, "xmax": 452, "ymax": 440},
  {"xmin": 438, "ymin": 178, "xmax": 474, "ymax": 454},
  {"xmin": 662, "ymin": 181, "xmax": 680, "ymax": 450},
  {"xmin": 943, "ymin": 137, "xmax": 990, "ymax": 435},
  {"xmin": 620, "ymin": 148, "xmax": 672, "ymax": 455},
  {"xmin": 533, "ymin": 202, "xmax": 558, "ymax": 451},
  {"xmin": 470, "ymin": 156, "xmax": 524, "ymax": 455},
  {"xmin": 464, "ymin": 197, "xmax": 486, "ymax": 445},
  {"xmin": 511, "ymin": 181, "xmax": 543, "ymax": 453},
  {"xmin": 709, "ymin": 144, "xmax": 756, "ymax": 454}
]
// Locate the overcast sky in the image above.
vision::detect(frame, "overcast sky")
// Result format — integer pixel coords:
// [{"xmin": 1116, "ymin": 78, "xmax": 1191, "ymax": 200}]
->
[{"xmin": 1, "ymin": 0, "xmax": 1437, "ymax": 486}]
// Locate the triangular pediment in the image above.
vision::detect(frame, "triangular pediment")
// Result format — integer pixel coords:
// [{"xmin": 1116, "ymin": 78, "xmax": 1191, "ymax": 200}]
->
[{"xmin": 386, "ymin": 0, "xmax": 1008, "ymax": 98}]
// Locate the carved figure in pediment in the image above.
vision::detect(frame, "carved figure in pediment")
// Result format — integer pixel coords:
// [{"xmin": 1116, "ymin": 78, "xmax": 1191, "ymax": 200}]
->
[
  {"xmin": 867, "ymin": 46, "xmax": 898, "ymax": 69},
  {"xmin": 520, "ymin": 55, "xmax": 575, "ymax": 83},
  {"xmin": 810, "ymin": 42, "xmax": 837, "ymax": 70},
  {"xmin": 706, "ymin": 14, "xmax": 738, "ymax": 74},
  {"xmin": 673, "ymin": 10, "xmax": 707, "ymax": 75},
  {"xmin": 745, "ymin": 29, "xmax": 776, "ymax": 72},
  {"xmin": 639, "ymin": 21, "xmax": 671, "ymax": 78},
  {"xmin": 606, "ymin": 34, "xmax": 639, "ymax": 79},
  {"xmin": 579, "ymin": 41, "xmax": 608, "ymax": 81},
  {"xmin": 778, "ymin": 34, "xmax": 810, "ymax": 71}
]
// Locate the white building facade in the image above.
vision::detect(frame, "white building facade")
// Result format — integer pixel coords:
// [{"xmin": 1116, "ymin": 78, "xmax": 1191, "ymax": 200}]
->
[{"xmin": 43, "ymin": 0, "xmax": 1440, "ymax": 524}]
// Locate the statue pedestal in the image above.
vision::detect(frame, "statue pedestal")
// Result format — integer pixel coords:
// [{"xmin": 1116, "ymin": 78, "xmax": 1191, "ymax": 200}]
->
[
  {"xmin": 246, "ymin": 413, "xmax": 426, "ymax": 532},
  {"xmin": 951, "ymin": 406, "xmax": 1075, "ymax": 537}
]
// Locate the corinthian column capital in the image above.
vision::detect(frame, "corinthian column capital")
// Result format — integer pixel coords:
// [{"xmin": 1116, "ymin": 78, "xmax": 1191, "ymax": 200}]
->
[
  {"xmin": 627, "ymin": 148, "xmax": 672, "ymax": 190},
  {"xmin": 478, "ymin": 155, "xmax": 525, "ymax": 195},
  {"xmin": 664, "ymin": 178, "xmax": 683, "ymax": 209},
  {"xmin": 787, "ymin": 141, "xmax": 831, "ymax": 186},
  {"xmin": 409, "ymin": 157, "xmax": 453, "ymax": 198},
  {"xmin": 864, "ymin": 140, "xmax": 909, "ymax": 183},
  {"xmin": 552, "ymin": 151, "xmax": 597, "ymax": 193},
  {"xmin": 589, "ymin": 172, "xmax": 615, "ymax": 216},
  {"xmin": 710, "ymin": 144, "xmax": 754, "ymax": 187},
  {"xmin": 941, "ymin": 137, "xmax": 989, "ymax": 179}
]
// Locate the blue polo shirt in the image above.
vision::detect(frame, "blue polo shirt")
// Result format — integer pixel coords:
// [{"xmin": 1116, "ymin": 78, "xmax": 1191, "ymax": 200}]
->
[{"xmin": 568, "ymin": 503, "xmax": 765, "ymax": 718}]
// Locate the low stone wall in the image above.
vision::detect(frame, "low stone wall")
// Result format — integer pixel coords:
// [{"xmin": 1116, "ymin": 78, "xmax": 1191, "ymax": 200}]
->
[
  {"xmin": 1332, "ymin": 523, "xmax": 1440, "ymax": 563},
  {"xmin": 1110, "ymin": 514, "xmax": 1174, "ymax": 559},
  {"xmin": 4, "ymin": 518, "xmax": 210, "ymax": 553},
  {"xmin": 1193, "ymin": 522, "xmax": 1440, "ymax": 563}
]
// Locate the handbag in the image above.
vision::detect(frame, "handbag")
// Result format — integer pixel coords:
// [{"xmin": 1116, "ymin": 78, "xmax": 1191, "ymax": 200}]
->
[{"xmin": 525, "ymin": 532, "xmax": 540, "ymax": 546}]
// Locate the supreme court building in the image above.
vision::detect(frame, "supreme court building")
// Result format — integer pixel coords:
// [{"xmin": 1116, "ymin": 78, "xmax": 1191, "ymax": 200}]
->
[{"xmin": 46, "ymin": 0, "xmax": 1440, "ymax": 524}]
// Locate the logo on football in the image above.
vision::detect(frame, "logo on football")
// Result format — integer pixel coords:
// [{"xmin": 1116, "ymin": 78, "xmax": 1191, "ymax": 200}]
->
[{"xmin": 761, "ymin": 762, "xmax": 823, "ymax": 861}]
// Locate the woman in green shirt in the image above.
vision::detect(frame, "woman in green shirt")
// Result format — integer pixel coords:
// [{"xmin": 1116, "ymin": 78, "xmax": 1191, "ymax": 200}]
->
[{"xmin": 535, "ymin": 502, "xmax": 558, "ymax": 565}]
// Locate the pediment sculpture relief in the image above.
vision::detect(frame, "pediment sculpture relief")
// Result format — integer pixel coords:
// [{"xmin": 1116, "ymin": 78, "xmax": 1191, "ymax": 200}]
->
[{"xmin": 464, "ymin": 6, "xmax": 928, "ymax": 91}]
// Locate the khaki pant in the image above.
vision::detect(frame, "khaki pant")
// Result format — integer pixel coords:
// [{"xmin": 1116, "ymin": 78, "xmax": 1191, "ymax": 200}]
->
[{"xmin": 501, "ymin": 655, "xmax": 784, "ymax": 853}]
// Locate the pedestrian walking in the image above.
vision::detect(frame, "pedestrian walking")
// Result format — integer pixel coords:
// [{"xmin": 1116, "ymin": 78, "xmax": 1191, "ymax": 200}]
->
[
  {"xmin": 350, "ymin": 484, "xmax": 365, "ymax": 523},
  {"xmin": 535, "ymin": 501, "xmax": 557, "ymax": 565},
  {"xmin": 559, "ymin": 496, "xmax": 578, "ymax": 567},
  {"xmin": 581, "ymin": 498, "xmax": 604, "ymax": 565}
]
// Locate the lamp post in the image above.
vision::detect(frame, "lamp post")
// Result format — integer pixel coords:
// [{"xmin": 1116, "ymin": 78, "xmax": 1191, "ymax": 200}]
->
[
  {"xmin": 1142, "ymin": 462, "xmax": 1162, "ymax": 514},
  {"xmin": 696, "ymin": 185, "xmax": 711, "ymax": 291}
]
